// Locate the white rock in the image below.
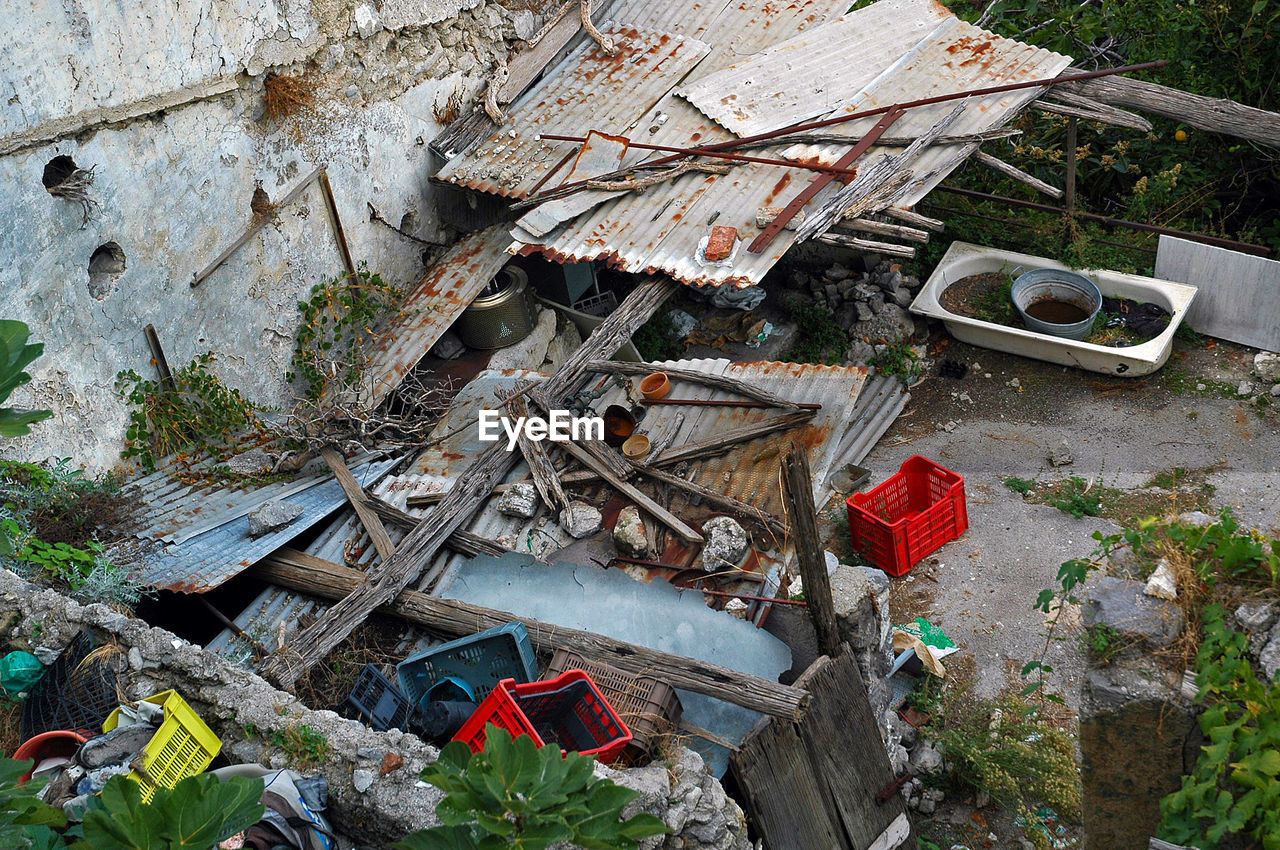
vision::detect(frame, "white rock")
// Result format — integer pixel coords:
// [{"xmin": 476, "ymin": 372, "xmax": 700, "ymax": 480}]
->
[
  {"xmin": 724, "ymin": 598, "xmax": 749, "ymax": 619},
  {"xmin": 560, "ymin": 501, "xmax": 602, "ymax": 538},
  {"xmin": 702, "ymin": 516, "xmax": 749, "ymax": 570},
  {"xmin": 612, "ymin": 506, "xmax": 650, "ymax": 558},
  {"xmin": 352, "ymin": 768, "xmax": 375, "ymax": 793},
  {"xmin": 496, "ymin": 482, "xmax": 540, "ymax": 519},
  {"xmin": 1238, "ymin": 381, "xmax": 1254, "ymax": 397},
  {"xmin": 1254, "ymin": 351, "xmax": 1280, "ymax": 382},
  {"xmin": 1144, "ymin": 558, "xmax": 1178, "ymax": 600},
  {"xmin": 248, "ymin": 500, "xmax": 304, "ymax": 537},
  {"xmin": 1272, "ymin": 383, "xmax": 1280, "ymax": 398},
  {"xmin": 1049, "ymin": 440, "xmax": 1073, "ymax": 467},
  {"xmin": 354, "ymin": 3, "xmax": 382, "ymax": 38}
]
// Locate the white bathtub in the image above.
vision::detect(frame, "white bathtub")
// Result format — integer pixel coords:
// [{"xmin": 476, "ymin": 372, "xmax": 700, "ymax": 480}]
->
[{"xmin": 910, "ymin": 242, "xmax": 1199, "ymax": 377}]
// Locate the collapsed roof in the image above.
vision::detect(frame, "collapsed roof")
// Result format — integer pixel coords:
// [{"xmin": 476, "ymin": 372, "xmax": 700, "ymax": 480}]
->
[{"xmin": 432, "ymin": 0, "xmax": 1071, "ymax": 289}]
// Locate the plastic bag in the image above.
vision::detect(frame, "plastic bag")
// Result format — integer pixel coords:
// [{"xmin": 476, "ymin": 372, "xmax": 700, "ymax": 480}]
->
[{"xmin": 0, "ymin": 650, "xmax": 44, "ymax": 695}]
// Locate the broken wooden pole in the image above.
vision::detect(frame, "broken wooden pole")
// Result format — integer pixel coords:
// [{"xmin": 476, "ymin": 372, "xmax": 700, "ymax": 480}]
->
[
  {"xmin": 1065, "ymin": 117, "xmax": 1079, "ymax": 211},
  {"xmin": 781, "ymin": 443, "xmax": 841, "ymax": 658},
  {"xmin": 256, "ymin": 276, "xmax": 679, "ymax": 688},
  {"xmin": 502, "ymin": 388, "xmax": 568, "ymax": 513},
  {"xmin": 883, "ymin": 206, "xmax": 944, "ymax": 231},
  {"xmin": 813, "ymin": 232, "xmax": 916, "ymax": 258},
  {"xmin": 585, "ymin": 360, "xmax": 801, "ymax": 409},
  {"xmin": 972, "ymin": 150, "xmax": 1064, "ymax": 200},
  {"xmin": 255, "ymin": 549, "xmax": 810, "ymax": 720},
  {"xmin": 364, "ymin": 496, "xmax": 505, "ymax": 558},
  {"xmin": 321, "ymin": 447, "xmax": 398, "ymax": 564},
  {"xmin": 832, "ymin": 218, "xmax": 931, "ymax": 244}
]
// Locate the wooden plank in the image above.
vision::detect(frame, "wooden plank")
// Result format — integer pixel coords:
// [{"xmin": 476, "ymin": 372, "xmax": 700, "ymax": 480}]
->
[
  {"xmin": 502, "ymin": 388, "xmax": 568, "ymax": 513},
  {"xmin": 973, "ymin": 150, "xmax": 1063, "ymax": 200},
  {"xmin": 814, "ymin": 232, "xmax": 916, "ymax": 258},
  {"xmin": 633, "ymin": 462, "xmax": 789, "ymax": 542},
  {"xmin": 798, "ymin": 651, "xmax": 912, "ymax": 849},
  {"xmin": 256, "ymin": 276, "xmax": 679, "ymax": 688},
  {"xmin": 731, "ymin": 717, "xmax": 846, "ymax": 849},
  {"xmin": 782, "ymin": 445, "xmax": 840, "ymax": 658},
  {"xmin": 1154, "ymin": 235, "xmax": 1280, "ymax": 351},
  {"xmin": 363, "ymin": 496, "xmax": 504, "ymax": 558},
  {"xmin": 320, "ymin": 448, "xmax": 397, "ymax": 564},
  {"xmin": 883, "ymin": 207, "xmax": 944, "ymax": 232},
  {"xmin": 868, "ymin": 814, "xmax": 911, "ymax": 850},
  {"xmin": 1032, "ymin": 90, "xmax": 1152, "ymax": 131},
  {"xmin": 833, "ymin": 218, "xmax": 931, "ymax": 244},
  {"xmin": 1057, "ymin": 69, "xmax": 1280, "ymax": 148},
  {"xmin": 585, "ymin": 360, "xmax": 801, "ymax": 409},
  {"xmin": 254, "ymin": 549, "xmax": 810, "ymax": 719}
]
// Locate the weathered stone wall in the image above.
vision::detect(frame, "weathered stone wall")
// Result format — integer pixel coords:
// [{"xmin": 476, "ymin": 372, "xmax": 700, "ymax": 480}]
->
[
  {"xmin": 0, "ymin": 0, "xmax": 522, "ymax": 472},
  {"xmin": 0, "ymin": 567, "xmax": 751, "ymax": 849}
]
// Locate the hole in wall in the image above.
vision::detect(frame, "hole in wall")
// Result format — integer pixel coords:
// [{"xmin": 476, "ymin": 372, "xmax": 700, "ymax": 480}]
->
[
  {"xmin": 42, "ymin": 155, "xmax": 78, "ymax": 190},
  {"xmin": 87, "ymin": 242, "xmax": 126, "ymax": 300}
]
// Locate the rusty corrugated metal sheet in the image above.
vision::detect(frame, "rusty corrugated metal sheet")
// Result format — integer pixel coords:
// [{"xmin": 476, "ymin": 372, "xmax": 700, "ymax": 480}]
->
[
  {"xmin": 678, "ymin": 0, "xmax": 954, "ymax": 137},
  {"xmin": 434, "ymin": 27, "xmax": 711, "ymax": 199},
  {"xmin": 519, "ymin": 14, "xmax": 1070, "ymax": 286},
  {"xmin": 362, "ymin": 225, "xmax": 513, "ymax": 406}
]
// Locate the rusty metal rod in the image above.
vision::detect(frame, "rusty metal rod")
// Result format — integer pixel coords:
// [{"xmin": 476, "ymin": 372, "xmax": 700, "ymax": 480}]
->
[
  {"xmin": 693, "ymin": 588, "xmax": 809, "ymax": 607},
  {"xmin": 522, "ymin": 61, "xmax": 1169, "ymax": 207},
  {"xmin": 537, "ymin": 133, "xmax": 861, "ymax": 177},
  {"xmin": 921, "ymin": 202, "xmax": 1157, "ymax": 254},
  {"xmin": 935, "ymin": 185, "xmax": 1271, "ymax": 256},
  {"xmin": 642, "ymin": 399, "xmax": 823, "ymax": 410}
]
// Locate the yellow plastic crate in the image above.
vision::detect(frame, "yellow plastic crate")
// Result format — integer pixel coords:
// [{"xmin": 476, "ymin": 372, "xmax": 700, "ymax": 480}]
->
[{"xmin": 103, "ymin": 689, "xmax": 221, "ymax": 802}]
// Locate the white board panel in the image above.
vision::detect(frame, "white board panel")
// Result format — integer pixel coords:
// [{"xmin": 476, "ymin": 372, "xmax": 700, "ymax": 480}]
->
[{"xmin": 1155, "ymin": 235, "xmax": 1280, "ymax": 351}]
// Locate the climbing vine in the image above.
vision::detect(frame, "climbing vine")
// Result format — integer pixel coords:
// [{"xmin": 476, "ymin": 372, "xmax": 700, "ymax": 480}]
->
[
  {"xmin": 286, "ymin": 265, "xmax": 403, "ymax": 402},
  {"xmin": 116, "ymin": 352, "xmax": 267, "ymax": 473}
]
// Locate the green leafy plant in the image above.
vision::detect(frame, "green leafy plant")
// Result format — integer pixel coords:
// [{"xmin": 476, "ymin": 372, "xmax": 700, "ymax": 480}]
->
[
  {"xmin": 1159, "ymin": 605, "xmax": 1280, "ymax": 848},
  {"xmin": 868, "ymin": 338, "xmax": 921, "ymax": 384},
  {"xmin": 1003, "ymin": 476, "xmax": 1035, "ymax": 495},
  {"xmin": 287, "ymin": 266, "xmax": 402, "ymax": 402},
  {"xmin": 395, "ymin": 726, "xmax": 669, "ymax": 850},
  {"xmin": 1048, "ymin": 476, "xmax": 1101, "ymax": 519},
  {"xmin": 969, "ymin": 272, "xmax": 1018, "ymax": 326},
  {"xmin": 783, "ymin": 304, "xmax": 848, "ymax": 365},
  {"xmin": 633, "ymin": 310, "xmax": 684, "ymax": 362},
  {"xmin": 0, "ymin": 758, "xmax": 69, "ymax": 849},
  {"xmin": 0, "ymin": 320, "xmax": 54, "ymax": 439},
  {"xmin": 271, "ymin": 724, "xmax": 332, "ymax": 770},
  {"xmin": 79, "ymin": 771, "xmax": 265, "ymax": 849},
  {"xmin": 1076, "ymin": 623, "xmax": 1131, "ymax": 666},
  {"xmin": 116, "ymin": 353, "xmax": 266, "ymax": 473}
]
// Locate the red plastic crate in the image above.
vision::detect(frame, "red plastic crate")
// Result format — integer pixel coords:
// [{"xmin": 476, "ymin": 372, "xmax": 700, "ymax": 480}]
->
[
  {"xmin": 452, "ymin": 670, "xmax": 632, "ymax": 762},
  {"xmin": 847, "ymin": 455, "xmax": 968, "ymax": 576}
]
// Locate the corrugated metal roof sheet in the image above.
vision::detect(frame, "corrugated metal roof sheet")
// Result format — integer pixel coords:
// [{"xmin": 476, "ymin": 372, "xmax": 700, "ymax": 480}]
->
[
  {"xmin": 678, "ymin": 0, "xmax": 954, "ymax": 137},
  {"xmin": 361, "ymin": 225, "xmax": 513, "ymax": 406},
  {"xmin": 434, "ymin": 27, "xmax": 712, "ymax": 199},
  {"xmin": 135, "ymin": 454, "xmax": 401, "ymax": 593},
  {"xmin": 519, "ymin": 14, "xmax": 1070, "ymax": 286}
]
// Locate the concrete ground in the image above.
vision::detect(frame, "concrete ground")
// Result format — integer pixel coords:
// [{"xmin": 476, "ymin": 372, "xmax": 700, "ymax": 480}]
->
[{"xmin": 839, "ymin": 335, "xmax": 1280, "ymax": 712}]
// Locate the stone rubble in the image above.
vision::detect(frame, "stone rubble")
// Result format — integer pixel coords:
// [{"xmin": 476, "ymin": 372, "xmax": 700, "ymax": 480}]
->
[
  {"xmin": 495, "ymin": 481, "xmax": 540, "ymax": 519},
  {"xmin": 560, "ymin": 500, "xmax": 603, "ymax": 538},
  {"xmin": 612, "ymin": 505, "xmax": 652, "ymax": 558},
  {"xmin": 785, "ymin": 259, "xmax": 924, "ymax": 364},
  {"xmin": 700, "ymin": 516, "xmax": 749, "ymax": 570},
  {"xmin": 247, "ymin": 499, "xmax": 305, "ymax": 537}
]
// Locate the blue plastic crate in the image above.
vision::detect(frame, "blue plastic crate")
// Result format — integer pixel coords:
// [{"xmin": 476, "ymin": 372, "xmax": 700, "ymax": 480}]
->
[
  {"xmin": 397, "ymin": 622, "xmax": 537, "ymax": 711},
  {"xmin": 344, "ymin": 664, "xmax": 410, "ymax": 731}
]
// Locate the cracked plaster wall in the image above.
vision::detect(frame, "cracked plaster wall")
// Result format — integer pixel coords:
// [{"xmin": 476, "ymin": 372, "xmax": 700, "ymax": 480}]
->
[{"xmin": 1, "ymin": 0, "xmax": 519, "ymax": 473}]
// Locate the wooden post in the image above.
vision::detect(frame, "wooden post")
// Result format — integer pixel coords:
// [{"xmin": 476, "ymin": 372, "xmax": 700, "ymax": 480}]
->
[
  {"xmin": 1065, "ymin": 117, "xmax": 1078, "ymax": 211},
  {"xmin": 256, "ymin": 275, "xmax": 678, "ymax": 688},
  {"xmin": 254, "ymin": 549, "xmax": 810, "ymax": 720},
  {"xmin": 781, "ymin": 443, "xmax": 841, "ymax": 658},
  {"xmin": 320, "ymin": 447, "xmax": 397, "ymax": 564},
  {"xmin": 502, "ymin": 388, "xmax": 568, "ymax": 513}
]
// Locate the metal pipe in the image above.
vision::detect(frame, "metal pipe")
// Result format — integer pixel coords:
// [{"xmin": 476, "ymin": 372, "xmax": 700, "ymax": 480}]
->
[
  {"xmin": 642, "ymin": 399, "xmax": 823, "ymax": 410},
  {"xmin": 921, "ymin": 202, "xmax": 1157, "ymax": 254},
  {"xmin": 537, "ymin": 133, "xmax": 861, "ymax": 177},
  {"xmin": 935, "ymin": 185, "xmax": 1271, "ymax": 256},
  {"xmin": 143, "ymin": 324, "xmax": 174, "ymax": 390}
]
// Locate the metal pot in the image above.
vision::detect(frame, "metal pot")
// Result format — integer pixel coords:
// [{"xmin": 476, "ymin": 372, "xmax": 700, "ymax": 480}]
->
[
  {"xmin": 1011, "ymin": 268, "xmax": 1102, "ymax": 341},
  {"xmin": 455, "ymin": 266, "xmax": 537, "ymax": 349}
]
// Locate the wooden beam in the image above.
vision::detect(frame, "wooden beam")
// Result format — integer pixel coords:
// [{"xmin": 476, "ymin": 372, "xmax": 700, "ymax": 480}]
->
[
  {"xmin": 1057, "ymin": 68, "xmax": 1280, "ymax": 148},
  {"xmin": 782, "ymin": 444, "xmax": 840, "ymax": 657},
  {"xmin": 320, "ymin": 448, "xmax": 397, "ymax": 564},
  {"xmin": 883, "ymin": 207, "xmax": 944, "ymax": 231},
  {"xmin": 1032, "ymin": 90, "xmax": 1152, "ymax": 131},
  {"xmin": 973, "ymin": 150, "xmax": 1064, "ymax": 199},
  {"xmin": 585, "ymin": 360, "xmax": 801, "ymax": 409},
  {"xmin": 813, "ymin": 232, "xmax": 916, "ymax": 258},
  {"xmin": 832, "ymin": 218, "xmax": 931, "ymax": 244},
  {"xmin": 364, "ymin": 496, "xmax": 505, "ymax": 558},
  {"xmin": 255, "ymin": 549, "xmax": 810, "ymax": 720},
  {"xmin": 1065, "ymin": 117, "xmax": 1079, "ymax": 211},
  {"xmin": 502, "ymin": 388, "xmax": 568, "ymax": 513},
  {"xmin": 256, "ymin": 276, "xmax": 679, "ymax": 688}
]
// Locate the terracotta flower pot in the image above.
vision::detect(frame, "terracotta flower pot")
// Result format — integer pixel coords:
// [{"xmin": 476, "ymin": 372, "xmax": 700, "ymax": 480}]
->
[{"xmin": 640, "ymin": 372, "xmax": 671, "ymax": 401}]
